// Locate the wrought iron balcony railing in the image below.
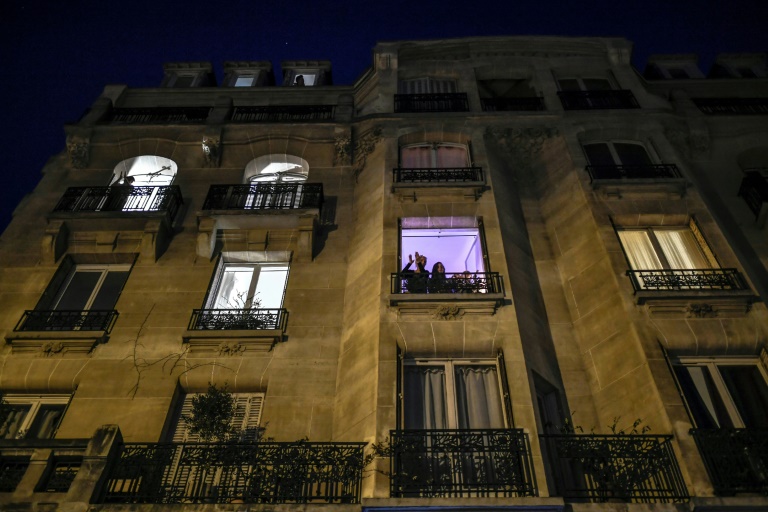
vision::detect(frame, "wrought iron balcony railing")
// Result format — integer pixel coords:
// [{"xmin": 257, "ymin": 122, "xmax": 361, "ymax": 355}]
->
[
  {"xmin": 389, "ymin": 429, "xmax": 537, "ymax": 498},
  {"xmin": 586, "ymin": 164, "xmax": 682, "ymax": 181},
  {"xmin": 393, "ymin": 167, "xmax": 484, "ymax": 184},
  {"xmin": 103, "ymin": 107, "xmax": 212, "ymax": 124},
  {"xmin": 188, "ymin": 309, "xmax": 287, "ymax": 331},
  {"xmin": 394, "ymin": 93, "xmax": 470, "ymax": 113},
  {"xmin": 390, "ymin": 272, "xmax": 504, "ymax": 295},
  {"xmin": 481, "ymin": 97, "xmax": 545, "ymax": 111},
  {"xmin": 540, "ymin": 434, "xmax": 688, "ymax": 503},
  {"xmin": 202, "ymin": 183, "xmax": 323, "ymax": 211},
  {"xmin": 101, "ymin": 441, "xmax": 366, "ymax": 504},
  {"xmin": 37, "ymin": 458, "xmax": 82, "ymax": 492},
  {"xmin": 15, "ymin": 310, "xmax": 119, "ymax": 333},
  {"xmin": 231, "ymin": 105, "xmax": 335, "ymax": 122},
  {"xmin": 558, "ymin": 90, "xmax": 640, "ymax": 110},
  {"xmin": 0, "ymin": 456, "xmax": 30, "ymax": 492},
  {"xmin": 54, "ymin": 185, "xmax": 183, "ymax": 220},
  {"xmin": 626, "ymin": 268, "xmax": 748, "ymax": 292},
  {"xmin": 693, "ymin": 98, "xmax": 768, "ymax": 115},
  {"xmin": 738, "ymin": 171, "xmax": 768, "ymax": 219},
  {"xmin": 690, "ymin": 428, "xmax": 768, "ymax": 496}
]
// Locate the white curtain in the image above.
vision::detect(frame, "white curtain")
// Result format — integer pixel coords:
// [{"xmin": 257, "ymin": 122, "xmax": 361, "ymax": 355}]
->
[
  {"xmin": 617, "ymin": 231, "xmax": 663, "ymax": 270},
  {"xmin": 455, "ymin": 366, "xmax": 505, "ymax": 429},
  {"xmin": 401, "ymin": 146, "xmax": 432, "ymax": 168},
  {"xmin": 404, "ymin": 366, "xmax": 447, "ymax": 429},
  {"xmin": 0, "ymin": 407, "xmax": 29, "ymax": 439},
  {"xmin": 435, "ymin": 146, "xmax": 468, "ymax": 168},
  {"xmin": 655, "ymin": 230, "xmax": 710, "ymax": 269}
]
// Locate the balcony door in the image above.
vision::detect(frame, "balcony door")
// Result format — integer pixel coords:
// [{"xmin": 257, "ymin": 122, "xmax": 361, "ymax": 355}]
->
[
  {"xmin": 53, "ymin": 265, "xmax": 130, "ymax": 313},
  {"xmin": 207, "ymin": 263, "xmax": 289, "ymax": 311}
]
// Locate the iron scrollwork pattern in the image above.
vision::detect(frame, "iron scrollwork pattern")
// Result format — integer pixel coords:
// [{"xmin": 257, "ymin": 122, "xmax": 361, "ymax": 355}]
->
[
  {"xmin": 188, "ymin": 309, "xmax": 287, "ymax": 331},
  {"xmin": 541, "ymin": 434, "xmax": 689, "ymax": 503},
  {"xmin": 389, "ymin": 429, "xmax": 537, "ymax": 498},
  {"xmin": 393, "ymin": 167, "xmax": 484, "ymax": 184},
  {"xmin": 0, "ymin": 457, "xmax": 30, "ymax": 492},
  {"xmin": 690, "ymin": 428, "xmax": 768, "ymax": 496},
  {"xmin": 15, "ymin": 310, "xmax": 118, "ymax": 333},
  {"xmin": 391, "ymin": 272, "xmax": 504, "ymax": 295},
  {"xmin": 626, "ymin": 268, "xmax": 747, "ymax": 292},
  {"xmin": 586, "ymin": 164, "xmax": 682, "ymax": 181},
  {"xmin": 394, "ymin": 93, "xmax": 470, "ymax": 113},
  {"xmin": 202, "ymin": 183, "xmax": 323, "ymax": 211},
  {"xmin": 102, "ymin": 441, "xmax": 366, "ymax": 504}
]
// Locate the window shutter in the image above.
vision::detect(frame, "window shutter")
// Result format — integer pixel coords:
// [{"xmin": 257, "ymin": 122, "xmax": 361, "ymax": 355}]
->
[
  {"xmin": 496, "ymin": 350, "xmax": 515, "ymax": 427},
  {"xmin": 202, "ymin": 254, "xmax": 225, "ymax": 309},
  {"xmin": 658, "ymin": 342, "xmax": 698, "ymax": 428},
  {"xmin": 172, "ymin": 392, "xmax": 263, "ymax": 442},
  {"xmin": 172, "ymin": 395, "xmax": 199, "ymax": 443},
  {"xmin": 35, "ymin": 256, "xmax": 75, "ymax": 310}
]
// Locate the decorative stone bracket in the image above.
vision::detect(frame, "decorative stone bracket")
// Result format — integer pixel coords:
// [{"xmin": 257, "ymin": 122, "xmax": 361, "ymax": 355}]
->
[
  {"xmin": 389, "ymin": 294, "xmax": 505, "ymax": 318},
  {"xmin": 182, "ymin": 329, "xmax": 283, "ymax": 355},
  {"xmin": 5, "ymin": 331, "xmax": 108, "ymax": 356}
]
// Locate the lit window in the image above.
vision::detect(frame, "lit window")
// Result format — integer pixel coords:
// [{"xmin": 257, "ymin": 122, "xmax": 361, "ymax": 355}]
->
[
  {"xmin": 617, "ymin": 226, "xmax": 715, "ymax": 273},
  {"xmin": 208, "ymin": 263, "xmax": 289, "ymax": 310},
  {"xmin": 0, "ymin": 395, "xmax": 70, "ymax": 440},
  {"xmin": 403, "ymin": 359, "xmax": 506, "ymax": 429},
  {"xmin": 111, "ymin": 155, "xmax": 178, "ymax": 187},
  {"xmin": 398, "ymin": 78, "xmax": 457, "ymax": 94},
  {"xmin": 400, "ymin": 217, "xmax": 486, "ymax": 277},
  {"xmin": 234, "ymin": 75, "xmax": 256, "ymax": 87},
  {"xmin": 674, "ymin": 359, "xmax": 768, "ymax": 428},
  {"xmin": 400, "ymin": 143, "xmax": 469, "ymax": 168}
]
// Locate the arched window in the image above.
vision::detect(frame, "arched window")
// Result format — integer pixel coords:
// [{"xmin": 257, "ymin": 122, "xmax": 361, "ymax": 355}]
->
[
  {"xmin": 244, "ymin": 155, "xmax": 308, "ymax": 184},
  {"xmin": 111, "ymin": 155, "xmax": 178, "ymax": 186}
]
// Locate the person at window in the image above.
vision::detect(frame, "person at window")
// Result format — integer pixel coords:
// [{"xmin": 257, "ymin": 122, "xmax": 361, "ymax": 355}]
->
[
  {"xmin": 401, "ymin": 252, "xmax": 428, "ymax": 293},
  {"xmin": 429, "ymin": 261, "xmax": 448, "ymax": 293},
  {"xmin": 106, "ymin": 173, "xmax": 135, "ymax": 210},
  {"xmin": 294, "ymin": 75, "xmax": 305, "ymax": 86},
  {"xmin": 455, "ymin": 270, "xmax": 476, "ymax": 293}
]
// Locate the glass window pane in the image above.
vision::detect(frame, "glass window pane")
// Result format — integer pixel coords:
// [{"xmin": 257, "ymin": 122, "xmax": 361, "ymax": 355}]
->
[
  {"xmin": 404, "ymin": 365, "xmax": 447, "ymax": 429},
  {"xmin": 617, "ymin": 231, "xmax": 663, "ymax": 270},
  {"xmin": 0, "ymin": 405, "xmax": 30, "ymax": 439},
  {"xmin": 55, "ymin": 272, "xmax": 101, "ymax": 311},
  {"xmin": 216, "ymin": 267, "xmax": 256, "ymax": 309},
  {"xmin": 90, "ymin": 271, "xmax": 129, "ymax": 310},
  {"xmin": 613, "ymin": 143, "xmax": 652, "ymax": 166},
  {"xmin": 583, "ymin": 143, "xmax": 616, "ymax": 166},
  {"xmin": 235, "ymin": 75, "xmax": 255, "ymax": 87},
  {"xmin": 719, "ymin": 366, "xmax": 768, "ymax": 428},
  {"xmin": 253, "ymin": 266, "xmax": 289, "ymax": 309},
  {"xmin": 674, "ymin": 366, "xmax": 734, "ymax": 428},
  {"xmin": 26, "ymin": 405, "xmax": 65, "ymax": 439},
  {"xmin": 655, "ymin": 230, "xmax": 711, "ymax": 269},
  {"xmin": 454, "ymin": 365, "xmax": 505, "ymax": 429}
]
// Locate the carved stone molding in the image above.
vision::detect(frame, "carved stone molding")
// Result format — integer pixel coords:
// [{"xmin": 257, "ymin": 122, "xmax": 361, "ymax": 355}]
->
[
  {"xmin": 334, "ymin": 135, "xmax": 352, "ymax": 166},
  {"xmin": 389, "ymin": 294, "xmax": 504, "ymax": 318},
  {"xmin": 66, "ymin": 137, "xmax": 90, "ymax": 169},
  {"xmin": 686, "ymin": 303, "xmax": 716, "ymax": 318},
  {"xmin": 352, "ymin": 127, "xmax": 383, "ymax": 180},
  {"xmin": 432, "ymin": 305, "xmax": 464, "ymax": 320},
  {"xmin": 202, "ymin": 137, "xmax": 221, "ymax": 167},
  {"xmin": 486, "ymin": 127, "xmax": 559, "ymax": 167},
  {"xmin": 5, "ymin": 331, "xmax": 107, "ymax": 356},
  {"xmin": 641, "ymin": 296, "xmax": 754, "ymax": 318},
  {"xmin": 183, "ymin": 330, "xmax": 283, "ymax": 354}
]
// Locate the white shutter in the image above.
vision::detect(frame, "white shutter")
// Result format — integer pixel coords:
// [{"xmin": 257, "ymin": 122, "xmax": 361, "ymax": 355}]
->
[{"xmin": 172, "ymin": 393, "xmax": 264, "ymax": 442}]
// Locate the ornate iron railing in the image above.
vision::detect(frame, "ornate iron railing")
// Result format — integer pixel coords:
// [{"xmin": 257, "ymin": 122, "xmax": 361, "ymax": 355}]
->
[
  {"xmin": 625, "ymin": 268, "xmax": 748, "ymax": 292},
  {"xmin": 690, "ymin": 428, "xmax": 768, "ymax": 496},
  {"xmin": 101, "ymin": 441, "xmax": 366, "ymax": 504},
  {"xmin": 104, "ymin": 107, "xmax": 212, "ymax": 124},
  {"xmin": 393, "ymin": 167, "xmax": 484, "ymax": 184},
  {"xmin": 738, "ymin": 171, "xmax": 768, "ymax": 219},
  {"xmin": 188, "ymin": 309, "xmax": 287, "ymax": 331},
  {"xmin": 231, "ymin": 105, "xmax": 335, "ymax": 122},
  {"xmin": 202, "ymin": 183, "xmax": 323, "ymax": 211},
  {"xmin": 586, "ymin": 164, "xmax": 682, "ymax": 181},
  {"xmin": 390, "ymin": 272, "xmax": 503, "ymax": 295},
  {"xmin": 389, "ymin": 429, "xmax": 537, "ymax": 498},
  {"xmin": 558, "ymin": 90, "xmax": 640, "ymax": 110},
  {"xmin": 394, "ymin": 93, "xmax": 470, "ymax": 113},
  {"xmin": 0, "ymin": 457, "xmax": 30, "ymax": 492},
  {"xmin": 693, "ymin": 98, "xmax": 768, "ymax": 115},
  {"xmin": 15, "ymin": 310, "xmax": 118, "ymax": 332},
  {"xmin": 37, "ymin": 458, "xmax": 82, "ymax": 492},
  {"xmin": 541, "ymin": 434, "xmax": 688, "ymax": 503},
  {"xmin": 481, "ymin": 97, "xmax": 545, "ymax": 111},
  {"xmin": 54, "ymin": 185, "xmax": 183, "ymax": 220}
]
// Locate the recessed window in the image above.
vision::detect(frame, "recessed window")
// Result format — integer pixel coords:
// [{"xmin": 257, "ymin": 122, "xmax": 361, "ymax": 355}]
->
[
  {"xmin": 583, "ymin": 141, "xmax": 653, "ymax": 167},
  {"xmin": 111, "ymin": 155, "xmax": 178, "ymax": 186},
  {"xmin": 169, "ymin": 392, "xmax": 264, "ymax": 442},
  {"xmin": 0, "ymin": 395, "xmax": 70, "ymax": 440},
  {"xmin": 674, "ymin": 359, "xmax": 768, "ymax": 428},
  {"xmin": 398, "ymin": 77, "xmax": 457, "ymax": 94},
  {"xmin": 400, "ymin": 143, "xmax": 469, "ymax": 168},
  {"xmin": 208, "ymin": 263, "xmax": 289, "ymax": 310},
  {"xmin": 52, "ymin": 265, "xmax": 131, "ymax": 312},
  {"xmin": 558, "ymin": 78, "xmax": 613, "ymax": 91},
  {"xmin": 234, "ymin": 75, "xmax": 256, "ymax": 87},
  {"xmin": 400, "ymin": 217, "xmax": 486, "ymax": 276},
  {"xmin": 618, "ymin": 226, "xmax": 715, "ymax": 273},
  {"xmin": 403, "ymin": 359, "xmax": 506, "ymax": 429}
]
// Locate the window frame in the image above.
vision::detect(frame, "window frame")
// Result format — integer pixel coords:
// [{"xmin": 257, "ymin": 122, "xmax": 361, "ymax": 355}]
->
[
  {"xmin": 398, "ymin": 142, "xmax": 471, "ymax": 168},
  {"xmin": 203, "ymin": 256, "xmax": 290, "ymax": 312},
  {"xmin": 582, "ymin": 140, "xmax": 658, "ymax": 167},
  {"xmin": 0, "ymin": 394, "xmax": 71, "ymax": 440},
  {"xmin": 616, "ymin": 222, "xmax": 720, "ymax": 272},
  {"xmin": 51, "ymin": 264, "xmax": 131, "ymax": 312},
  {"xmin": 398, "ymin": 77, "xmax": 458, "ymax": 94},
  {"xmin": 398, "ymin": 217, "xmax": 491, "ymax": 275},
  {"xmin": 672, "ymin": 357, "xmax": 768, "ymax": 428}
]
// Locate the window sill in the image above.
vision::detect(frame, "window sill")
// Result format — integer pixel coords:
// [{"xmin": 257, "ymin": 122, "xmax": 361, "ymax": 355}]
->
[
  {"xmin": 182, "ymin": 329, "xmax": 284, "ymax": 354},
  {"xmin": 636, "ymin": 290, "xmax": 757, "ymax": 318},
  {"xmin": 5, "ymin": 331, "xmax": 108, "ymax": 356},
  {"xmin": 591, "ymin": 178, "xmax": 688, "ymax": 199},
  {"xmin": 388, "ymin": 293, "xmax": 505, "ymax": 318}
]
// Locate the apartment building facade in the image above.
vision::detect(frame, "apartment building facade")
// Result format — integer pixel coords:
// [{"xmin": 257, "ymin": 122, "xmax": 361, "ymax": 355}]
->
[{"xmin": 0, "ymin": 36, "xmax": 766, "ymax": 511}]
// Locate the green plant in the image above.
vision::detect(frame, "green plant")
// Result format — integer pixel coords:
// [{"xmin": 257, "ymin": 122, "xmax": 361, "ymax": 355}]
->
[{"xmin": 184, "ymin": 384, "xmax": 238, "ymax": 442}]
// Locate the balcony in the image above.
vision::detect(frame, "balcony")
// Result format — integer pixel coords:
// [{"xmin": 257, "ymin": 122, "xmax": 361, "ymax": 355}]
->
[
  {"xmin": 231, "ymin": 105, "xmax": 335, "ymax": 122},
  {"xmin": 693, "ymin": 98, "xmax": 768, "ymax": 115},
  {"xmin": 389, "ymin": 272, "xmax": 505, "ymax": 316},
  {"xmin": 184, "ymin": 309, "xmax": 288, "ymax": 353},
  {"xmin": 102, "ymin": 441, "xmax": 366, "ymax": 504},
  {"xmin": 738, "ymin": 171, "xmax": 768, "ymax": 226},
  {"xmin": 188, "ymin": 308, "xmax": 287, "ymax": 331},
  {"xmin": 392, "ymin": 167, "xmax": 486, "ymax": 201},
  {"xmin": 586, "ymin": 164, "xmax": 686, "ymax": 197},
  {"xmin": 102, "ymin": 107, "xmax": 212, "ymax": 124},
  {"xmin": 53, "ymin": 185, "xmax": 183, "ymax": 221},
  {"xmin": 690, "ymin": 428, "xmax": 768, "ymax": 496},
  {"xmin": 202, "ymin": 183, "xmax": 323, "ymax": 212},
  {"xmin": 626, "ymin": 268, "xmax": 748, "ymax": 292},
  {"xmin": 541, "ymin": 434, "xmax": 688, "ymax": 503},
  {"xmin": 558, "ymin": 90, "xmax": 639, "ymax": 110},
  {"xmin": 481, "ymin": 97, "xmax": 545, "ymax": 111},
  {"xmin": 14, "ymin": 310, "xmax": 118, "ymax": 333},
  {"xmin": 389, "ymin": 429, "xmax": 537, "ymax": 498},
  {"xmin": 394, "ymin": 93, "xmax": 470, "ymax": 113}
]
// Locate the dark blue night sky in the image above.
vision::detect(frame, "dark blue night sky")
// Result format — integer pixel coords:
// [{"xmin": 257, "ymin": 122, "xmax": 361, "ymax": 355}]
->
[{"xmin": 1, "ymin": 0, "xmax": 766, "ymax": 232}]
